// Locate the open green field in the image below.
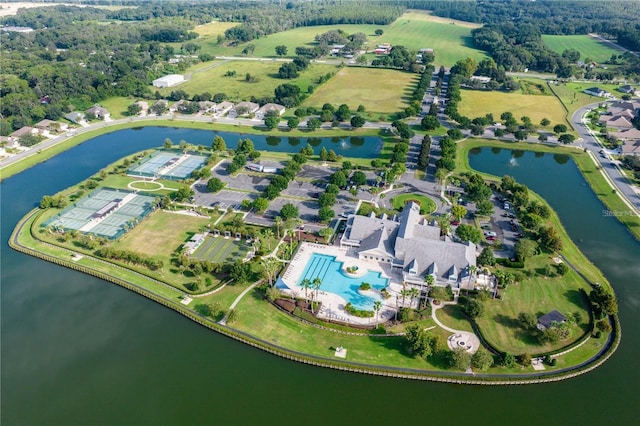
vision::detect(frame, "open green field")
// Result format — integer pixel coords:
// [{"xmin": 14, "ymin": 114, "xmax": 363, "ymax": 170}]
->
[
  {"xmin": 194, "ymin": 10, "xmax": 485, "ymax": 67},
  {"xmin": 116, "ymin": 210, "xmax": 209, "ymax": 259},
  {"xmin": 437, "ymin": 305, "xmax": 474, "ymax": 333},
  {"xmin": 158, "ymin": 60, "xmax": 337, "ymax": 102},
  {"xmin": 459, "ymin": 89, "xmax": 568, "ymax": 127},
  {"xmin": 194, "ymin": 21, "xmax": 239, "ymax": 38},
  {"xmin": 367, "ymin": 10, "xmax": 486, "ymax": 67},
  {"xmin": 476, "ymin": 262, "xmax": 591, "ymax": 355},
  {"xmin": 390, "ymin": 193, "xmax": 436, "ymax": 214},
  {"xmin": 99, "ymin": 96, "xmax": 133, "ymax": 120},
  {"xmin": 192, "ymin": 235, "xmax": 249, "ymax": 263},
  {"xmin": 542, "ymin": 34, "xmax": 620, "ymax": 64},
  {"xmin": 301, "ymin": 67, "xmax": 417, "ymax": 114}
]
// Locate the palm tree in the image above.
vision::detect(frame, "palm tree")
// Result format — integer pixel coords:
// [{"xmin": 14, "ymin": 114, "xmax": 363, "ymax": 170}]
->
[
  {"xmin": 409, "ymin": 287, "xmax": 419, "ymax": 309},
  {"xmin": 261, "ymin": 257, "xmax": 279, "ymax": 286},
  {"xmin": 296, "ymin": 218, "xmax": 304, "ymax": 241},
  {"xmin": 274, "ymin": 217, "xmax": 283, "ymax": 239},
  {"xmin": 300, "ymin": 278, "xmax": 312, "ymax": 304},
  {"xmin": 287, "ymin": 228, "xmax": 296, "ymax": 259},
  {"xmin": 262, "ymin": 228, "xmax": 274, "ymax": 250},
  {"xmin": 400, "ymin": 288, "xmax": 411, "ymax": 308},
  {"xmin": 312, "ymin": 277, "xmax": 322, "ymax": 303},
  {"xmin": 467, "ymin": 265, "xmax": 477, "ymax": 295},
  {"xmin": 436, "ymin": 213, "xmax": 452, "ymax": 237},
  {"xmin": 373, "ymin": 300, "xmax": 382, "ymax": 326}
]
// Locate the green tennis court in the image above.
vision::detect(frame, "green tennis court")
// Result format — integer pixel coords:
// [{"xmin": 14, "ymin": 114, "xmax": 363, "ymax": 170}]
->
[{"xmin": 192, "ymin": 235, "xmax": 249, "ymax": 263}]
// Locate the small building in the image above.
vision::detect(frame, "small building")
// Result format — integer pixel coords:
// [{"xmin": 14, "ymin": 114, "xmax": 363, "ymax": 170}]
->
[
  {"xmin": 86, "ymin": 105, "xmax": 110, "ymax": 120},
  {"xmin": 246, "ymin": 163, "xmax": 264, "ymax": 172},
  {"xmin": 152, "ymin": 74, "xmax": 185, "ymax": 88},
  {"xmin": 537, "ymin": 310, "xmax": 567, "ymax": 331},
  {"xmin": 598, "ymin": 115, "xmax": 634, "ymax": 129},
  {"xmin": 373, "ymin": 43, "xmax": 391, "ymax": 55},
  {"xmin": 1, "ymin": 26, "xmax": 34, "ymax": 33},
  {"xmin": 65, "ymin": 112, "xmax": 85, "ymax": 124},
  {"xmin": 584, "ymin": 87, "xmax": 612, "ymax": 98},
  {"xmin": 198, "ymin": 101, "xmax": 216, "ymax": 113},
  {"xmin": 169, "ymin": 100, "xmax": 187, "ymax": 113},
  {"xmin": 611, "ymin": 128, "xmax": 640, "ymax": 142},
  {"xmin": 183, "ymin": 233, "xmax": 206, "ymax": 255},
  {"xmin": 134, "ymin": 100, "xmax": 149, "ymax": 112},
  {"xmin": 620, "ymin": 140, "xmax": 640, "ymax": 156},
  {"xmin": 255, "ymin": 103, "xmax": 286, "ymax": 120},
  {"xmin": 470, "ymin": 76, "xmax": 492, "ymax": 84},
  {"xmin": 618, "ymin": 85, "xmax": 639, "ymax": 96}
]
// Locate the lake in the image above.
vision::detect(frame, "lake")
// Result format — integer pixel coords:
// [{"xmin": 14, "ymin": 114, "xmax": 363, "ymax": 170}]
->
[{"xmin": 1, "ymin": 138, "xmax": 638, "ymax": 425}]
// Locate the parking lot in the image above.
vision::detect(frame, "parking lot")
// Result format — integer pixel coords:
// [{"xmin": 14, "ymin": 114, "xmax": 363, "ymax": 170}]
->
[{"xmin": 479, "ymin": 195, "xmax": 521, "ymax": 258}]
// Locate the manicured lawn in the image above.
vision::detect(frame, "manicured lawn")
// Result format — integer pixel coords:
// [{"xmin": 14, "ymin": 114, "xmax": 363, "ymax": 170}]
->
[
  {"xmin": 542, "ymin": 35, "xmax": 621, "ymax": 64},
  {"xmin": 437, "ymin": 305, "xmax": 474, "ymax": 333},
  {"xmin": 475, "ymin": 264, "xmax": 591, "ymax": 355},
  {"xmin": 390, "ymin": 193, "xmax": 436, "ymax": 214},
  {"xmin": 99, "ymin": 174, "xmax": 181, "ymax": 195},
  {"xmin": 459, "ymin": 89, "xmax": 568, "ymax": 128},
  {"xmin": 231, "ymin": 288, "xmax": 451, "ymax": 370},
  {"xmin": 192, "ymin": 235, "xmax": 249, "ymax": 263},
  {"xmin": 158, "ymin": 60, "xmax": 337, "ymax": 102},
  {"xmin": 301, "ymin": 67, "xmax": 417, "ymax": 115}
]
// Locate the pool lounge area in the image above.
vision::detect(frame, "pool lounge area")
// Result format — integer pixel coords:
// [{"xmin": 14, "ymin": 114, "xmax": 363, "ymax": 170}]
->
[{"xmin": 280, "ymin": 242, "xmax": 404, "ymax": 325}]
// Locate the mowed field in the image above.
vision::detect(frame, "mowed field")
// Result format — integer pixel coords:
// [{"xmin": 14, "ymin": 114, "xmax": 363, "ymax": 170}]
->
[
  {"xmin": 542, "ymin": 34, "xmax": 621, "ymax": 64},
  {"xmin": 192, "ymin": 235, "xmax": 248, "ymax": 263},
  {"xmin": 158, "ymin": 60, "xmax": 338, "ymax": 101},
  {"xmin": 193, "ymin": 20, "xmax": 239, "ymax": 38},
  {"xmin": 194, "ymin": 10, "xmax": 485, "ymax": 66},
  {"xmin": 116, "ymin": 211, "xmax": 208, "ymax": 259},
  {"xmin": 459, "ymin": 89, "xmax": 568, "ymax": 127},
  {"xmin": 301, "ymin": 67, "xmax": 417, "ymax": 114}
]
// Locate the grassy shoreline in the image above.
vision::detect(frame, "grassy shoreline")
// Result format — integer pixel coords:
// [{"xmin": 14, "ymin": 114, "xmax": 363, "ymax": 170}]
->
[
  {"xmin": 457, "ymin": 138, "xmax": 640, "ymax": 242},
  {"xmin": 0, "ymin": 118, "xmax": 382, "ymax": 181}
]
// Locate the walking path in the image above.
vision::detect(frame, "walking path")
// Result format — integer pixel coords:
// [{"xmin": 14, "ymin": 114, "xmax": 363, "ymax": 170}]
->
[
  {"xmin": 219, "ymin": 282, "xmax": 259, "ymax": 325},
  {"xmin": 430, "ymin": 301, "xmax": 480, "ymax": 354}
]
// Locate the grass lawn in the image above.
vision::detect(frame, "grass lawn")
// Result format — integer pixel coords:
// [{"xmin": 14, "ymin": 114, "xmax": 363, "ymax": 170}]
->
[
  {"xmin": 99, "ymin": 96, "xmax": 134, "ymax": 120},
  {"xmin": 301, "ymin": 67, "xmax": 417, "ymax": 115},
  {"xmin": 192, "ymin": 235, "xmax": 249, "ymax": 263},
  {"xmin": 475, "ymin": 262, "xmax": 591, "ymax": 355},
  {"xmin": 116, "ymin": 210, "xmax": 209, "ymax": 259},
  {"xmin": 459, "ymin": 88, "xmax": 568, "ymax": 128},
  {"xmin": 231, "ymin": 288, "xmax": 451, "ymax": 370},
  {"xmin": 158, "ymin": 60, "xmax": 337, "ymax": 102},
  {"xmin": 542, "ymin": 35, "xmax": 620, "ymax": 64},
  {"xmin": 437, "ymin": 305, "xmax": 474, "ymax": 333},
  {"xmin": 99, "ymin": 174, "xmax": 181, "ymax": 195},
  {"xmin": 390, "ymin": 193, "xmax": 436, "ymax": 214}
]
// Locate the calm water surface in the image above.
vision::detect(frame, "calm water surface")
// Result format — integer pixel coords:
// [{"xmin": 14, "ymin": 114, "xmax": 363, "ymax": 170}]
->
[{"xmin": 1, "ymin": 138, "xmax": 639, "ymax": 425}]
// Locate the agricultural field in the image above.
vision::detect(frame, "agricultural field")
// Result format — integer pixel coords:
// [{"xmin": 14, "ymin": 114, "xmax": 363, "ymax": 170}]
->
[
  {"xmin": 193, "ymin": 20, "xmax": 239, "ymax": 38},
  {"xmin": 301, "ymin": 67, "xmax": 417, "ymax": 115},
  {"xmin": 459, "ymin": 88, "xmax": 568, "ymax": 127},
  {"xmin": 157, "ymin": 60, "xmax": 338, "ymax": 101},
  {"xmin": 542, "ymin": 34, "xmax": 621, "ymax": 64}
]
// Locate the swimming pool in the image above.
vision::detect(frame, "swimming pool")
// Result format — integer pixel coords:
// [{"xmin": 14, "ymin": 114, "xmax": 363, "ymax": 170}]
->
[{"xmin": 297, "ymin": 254, "xmax": 388, "ymax": 310}]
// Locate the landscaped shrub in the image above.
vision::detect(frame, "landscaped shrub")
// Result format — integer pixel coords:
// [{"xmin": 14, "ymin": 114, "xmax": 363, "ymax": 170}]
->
[
  {"xmin": 344, "ymin": 303, "xmax": 373, "ymax": 318},
  {"xmin": 359, "ymin": 282, "xmax": 371, "ymax": 291}
]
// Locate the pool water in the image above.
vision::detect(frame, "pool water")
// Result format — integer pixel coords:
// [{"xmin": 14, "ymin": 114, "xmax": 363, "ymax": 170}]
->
[{"xmin": 297, "ymin": 254, "xmax": 388, "ymax": 310}]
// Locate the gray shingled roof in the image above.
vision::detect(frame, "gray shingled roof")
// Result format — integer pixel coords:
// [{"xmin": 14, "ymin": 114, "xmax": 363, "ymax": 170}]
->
[{"xmin": 537, "ymin": 310, "xmax": 567, "ymax": 329}]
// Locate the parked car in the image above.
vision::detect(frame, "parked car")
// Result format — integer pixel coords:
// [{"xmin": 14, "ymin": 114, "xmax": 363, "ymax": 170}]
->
[{"xmin": 484, "ymin": 231, "xmax": 497, "ymax": 237}]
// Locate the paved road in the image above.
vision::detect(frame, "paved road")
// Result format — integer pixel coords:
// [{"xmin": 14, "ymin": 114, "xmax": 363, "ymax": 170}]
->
[{"xmin": 571, "ymin": 102, "xmax": 640, "ymax": 213}]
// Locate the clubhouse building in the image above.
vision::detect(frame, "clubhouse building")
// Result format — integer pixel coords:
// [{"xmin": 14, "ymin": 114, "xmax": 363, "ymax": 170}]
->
[{"xmin": 340, "ymin": 202, "xmax": 477, "ymax": 289}]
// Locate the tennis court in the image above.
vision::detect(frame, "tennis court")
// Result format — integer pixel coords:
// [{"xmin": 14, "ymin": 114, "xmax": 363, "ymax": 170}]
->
[
  {"xmin": 127, "ymin": 150, "xmax": 208, "ymax": 180},
  {"xmin": 191, "ymin": 235, "xmax": 249, "ymax": 263},
  {"xmin": 44, "ymin": 188, "xmax": 157, "ymax": 239}
]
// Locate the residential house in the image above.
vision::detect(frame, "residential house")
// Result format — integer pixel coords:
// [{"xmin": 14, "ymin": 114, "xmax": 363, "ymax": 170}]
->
[
  {"xmin": 620, "ymin": 140, "xmax": 640, "ymax": 156},
  {"xmin": 584, "ymin": 87, "xmax": 612, "ymax": 98},
  {"xmin": 255, "ymin": 103, "xmax": 286, "ymax": 120},
  {"xmin": 598, "ymin": 114, "xmax": 634, "ymax": 129},
  {"xmin": 618, "ymin": 85, "xmax": 639, "ymax": 96},
  {"xmin": 340, "ymin": 201, "xmax": 476, "ymax": 290},
  {"xmin": 213, "ymin": 101, "xmax": 233, "ymax": 116},
  {"xmin": 35, "ymin": 119, "xmax": 69, "ymax": 133},
  {"xmin": 373, "ymin": 43, "xmax": 391, "ymax": 55},
  {"xmin": 10, "ymin": 126, "xmax": 38, "ymax": 140},
  {"xmin": 169, "ymin": 100, "xmax": 187, "ymax": 113},
  {"xmin": 151, "ymin": 99, "xmax": 169, "ymax": 114},
  {"xmin": 198, "ymin": 101, "xmax": 216, "ymax": 114},
  {"xmin": 134, "ymin": 101, "xmax": 149, "ymax": 114},
  {"xmin": 65, "ymin": 111, "xmax": 85, "ymax": 124},
  {"xmin": 536, "ymin": 310, "xmax": 567, "ymax": 331},
  {"xmin": 86, "ymin": 105, "xmax": 110, "ymax": 120},
  {"xmin": 229, "ymin": 101, "xmax": 259, "ymax": 118},
  {"xmin": 330, "ymin": 44, "xmax": 345, "ymax": 55},
  {"xmin": 611, "ymin": 128, "xmax": 640, "ymax": 143}
]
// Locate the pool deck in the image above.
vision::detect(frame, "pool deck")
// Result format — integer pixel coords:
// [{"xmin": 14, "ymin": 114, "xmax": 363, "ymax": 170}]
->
[{"xmin": 280, "ymin": 242, "xmax": 405, "ymax": 326}]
